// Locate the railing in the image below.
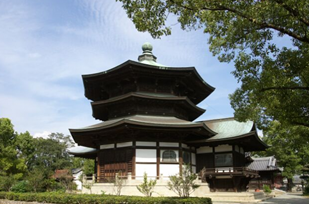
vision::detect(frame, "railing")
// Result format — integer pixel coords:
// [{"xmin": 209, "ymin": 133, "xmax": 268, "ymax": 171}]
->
[{"xmin": 201, "ymin": 167, "xmax": 259, "ymax": 178}]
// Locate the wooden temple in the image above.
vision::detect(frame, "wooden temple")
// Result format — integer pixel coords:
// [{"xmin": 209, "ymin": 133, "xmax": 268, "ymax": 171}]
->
[{"xmin": 69, "ymin": 43, "xmax": 268, "ymax": 192}]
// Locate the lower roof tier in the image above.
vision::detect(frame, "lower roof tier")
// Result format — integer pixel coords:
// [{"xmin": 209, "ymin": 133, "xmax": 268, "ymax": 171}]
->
[
  {"xmin": 91, "ymin": 92, "xmax": 205, "ymax": 121},
  {"xmin": 69, "ymin": 115, "xmax": 216, "ymax": 148},
  {"xmin": 70, "ymin": 116, "xmax": 268, "ymax": 152}
]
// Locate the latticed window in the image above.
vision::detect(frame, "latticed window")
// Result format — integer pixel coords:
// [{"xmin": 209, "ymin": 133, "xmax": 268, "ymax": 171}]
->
[
  {"xmin": 162, "ymin": 150, "xmax": 177, "ymax": 162},
  {"xmin": 183, "ymin": 151, "xmax": 190, "ymax": 164}
]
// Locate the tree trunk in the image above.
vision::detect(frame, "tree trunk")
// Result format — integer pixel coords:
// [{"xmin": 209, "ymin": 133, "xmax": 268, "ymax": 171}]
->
[{"xmin": 287, "ymin": 178, "xmax": 293, "ymax": 192}]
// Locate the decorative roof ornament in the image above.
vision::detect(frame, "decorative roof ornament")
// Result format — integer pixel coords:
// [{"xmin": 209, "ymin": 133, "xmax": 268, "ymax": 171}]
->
[{"xmin": 138, "ymin": 42, "xmax": 166, "ymax": 67}]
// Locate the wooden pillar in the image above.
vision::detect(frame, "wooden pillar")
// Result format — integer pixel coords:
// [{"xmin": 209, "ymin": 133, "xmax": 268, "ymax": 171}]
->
[
  {"xmin": 156, "ymin": 141, "xmax": 160, "ymax": 179},
  {"xmin": 132, "ymin": 141, "xmax": 136, "ymax": 179},
  {"xmin": 97, "ymin": 153, "xmax": 101, "ymax": 182},
  {"xmin": 212, "ymin": 146, "xmax": 216, "ymax": 168},
  {"xmin": 179, "ymin": 143, "xmax": 183, "ymax": 175}
]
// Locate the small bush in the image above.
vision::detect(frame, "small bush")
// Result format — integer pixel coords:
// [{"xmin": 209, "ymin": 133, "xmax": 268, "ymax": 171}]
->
[
  {"xmin": 11, "ymin": 181, "xmax": 31, "ymax": 193},
  {"xmin": 263, "ymin": 185, "xmax": 272, "ymax": 194},
  {"xmin": 136, "ymin": 172, "xmax": 156, "ymax": 197},
  {"xmin": 0, "ymin": 192, "xmax": 212, "ymax": 204}
]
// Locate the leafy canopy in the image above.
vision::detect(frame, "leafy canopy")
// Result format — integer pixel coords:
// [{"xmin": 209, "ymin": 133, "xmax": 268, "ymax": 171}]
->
[{"xmin": 117, "ymin": 0, "xmax": 309, "ymax": 131}]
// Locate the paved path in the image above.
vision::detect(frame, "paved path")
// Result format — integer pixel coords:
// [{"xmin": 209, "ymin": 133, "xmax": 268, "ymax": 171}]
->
[
  {"xmin": 259, "ymin": 193, "xmax": 308, "ymax": 204},
  {"xmin": 213, "ymin": 193, "xmax": 309, "ymax": 204}
]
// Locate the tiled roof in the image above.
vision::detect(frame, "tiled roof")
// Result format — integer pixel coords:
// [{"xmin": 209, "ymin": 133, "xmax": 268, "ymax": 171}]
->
[
  {"xmin": 247, "ymin": 156, "xmax": 280, "ymax": 171},
  {"xmin": 68, "ymin": 146, "xmax": 97, "ymax": 154},
  {"xmin": 70, "ymin": 115, "xmax": 212, "ymax": 132},
  {"xmin": 203, "ymin": 117, "xmax": 255, "ymax": 141}
]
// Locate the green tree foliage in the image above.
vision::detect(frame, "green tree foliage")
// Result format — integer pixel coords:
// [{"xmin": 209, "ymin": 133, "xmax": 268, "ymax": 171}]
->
[
  {"xmin": 136, "ymin": 173, "xmax": 156, "ymax": 197},
  {"xmin": 73, "ymin": 157, "xmax": 95, "ymax": 176},
  {"xmin": 0, "ymin": 118, "xmax": 27, "ymax": 191},
  {"xmin": 117, "ymin": 0, "xmax": 309, "ymax": 130},
  {"xmin": 0, "ymin": 118, "xmax": 79, "ymax": 192},
  {"xmin": 262, "ymin": 121, "xmax": 309, "ymax": 191},
  {"xmin": 167, "ymin": 165, "xmax": 199, "ymax": 198},
  {"xmin": 32, "ymin": 133, "xmax": 73, "ymax": 174}
]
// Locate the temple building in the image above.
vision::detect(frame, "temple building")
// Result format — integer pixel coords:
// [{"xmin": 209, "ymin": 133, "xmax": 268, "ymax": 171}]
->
[{"xmin": 69, "ymin": 43, "xmax": 268, "ymax": 195}]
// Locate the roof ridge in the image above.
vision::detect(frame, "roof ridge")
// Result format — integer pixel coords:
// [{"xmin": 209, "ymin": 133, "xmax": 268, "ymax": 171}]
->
[{"xmin": 201, "ymin": 117, "xmax": 235, "ymax": 123}]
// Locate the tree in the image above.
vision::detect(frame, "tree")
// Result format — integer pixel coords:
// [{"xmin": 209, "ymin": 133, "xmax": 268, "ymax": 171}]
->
[
  {"xmin": 167, "ymin": 165, "xmax": 199, "ymax": 197},
  {"xmin": 0, "ymin": 118, "xmax": 27, "ymax": 191},
  {"xmin": 136, "ymin": 173, "xmax": 156, "ymax": 197},
  {"xmin": 31, "ymin": 133, "xmax": 73, "ymax": 173},
  {"xmin": 27, "ymin": 168, "xmax": 45, "ymax": 192},
  {"xmin": 261, "ymin": 121, "xmax": 309, "ymax": 191},
  {"xmin": 116, "ymin": 0, "xmax": 309, "ymax": 131}
]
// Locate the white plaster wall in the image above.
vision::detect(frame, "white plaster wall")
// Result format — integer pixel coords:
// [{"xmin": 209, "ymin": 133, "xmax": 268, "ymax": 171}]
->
[
  {"xmin": 191, "ymin": 153, "xmax": 196, "ymax": 165},
  {"xmin": 181, "ymin": 143, "xmax": 188, "ymax": 148},
  {"xmin": 73, "ymin": 171, "xmax": 83, "ymax": 190},
  {"xmin": 136, "ymin": 149, "xmax": 156, "ymax": 162},
  {"xmin": 160, "ymin": 150, "xmax": 179, "ymax": 162},
  {"xmin": 136, "ymin": 141, "xmax": 156, "ymax": 146},
  {"xmin": 117, "ymin": 142, "xmax": 132, "ymax": 148},
  {"xmin": 136, "ymin": 164, "xmax": 157, "ymax": 179},
  {"xmin": 160, "ymin": 164, "xmax": 179, "ymax": 178},
  {"xmin": 192, "ymin": 166, "xmax": 196, "ymax": 174},
  {"xmin": 159, "ymin": 142, "xmax": 178, "ymax": 147},
  {"xmin": 100, "ymin": 144, "xmax": 114, "ymax": 149},
  {"xmin": 215, "ymin": 144, "xmax": 232, "ymax": 152},
  {"xmin": 196, "ymin": 146, "xmax": 213, "ymax": 154}
]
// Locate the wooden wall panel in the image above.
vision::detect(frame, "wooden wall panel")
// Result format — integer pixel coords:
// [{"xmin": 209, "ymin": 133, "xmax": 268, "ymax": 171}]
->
[{"xmin": 98, "ymin": 148, "xmax": 134, "ymax": 182}]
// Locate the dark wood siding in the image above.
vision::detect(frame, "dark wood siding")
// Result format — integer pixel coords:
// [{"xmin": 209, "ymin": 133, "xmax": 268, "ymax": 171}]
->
[
  {"xmin": 196, "ymin": 153, "xmax": 214, "ymax": 172},
  {"xmin": 98, "ymin": 148, "xmax": 134, "ymax": 182},
  {"xmin": 233, "ymin": 152, "xmax": 245, "ymax": 167}
]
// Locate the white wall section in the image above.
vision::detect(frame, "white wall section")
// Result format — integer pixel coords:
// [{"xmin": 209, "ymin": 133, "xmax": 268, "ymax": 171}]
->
[
  {"xmin": 100, "ymin": 144, "xmax": 114, "ymax": 149},
  {"xmin": 215, "ymin": 145, "xmax": 232, "ymax": 152},
  {"xmin": 159, "ymin": 142, "xmax": 179, "ymax": 147},
  {"xmin": 136, "ymin": 149, "xmax": 157, "ymax": 162},
  {"xmin": 196, "ymin": 146, "xmax": 213, "ymax": 154},
  {"xmin": 117, "ymin": 142, "xmax": 133, "ymax": 148},
  {"xmin": 136, "ymin": 141, "xmax": 156, "ymax": 147},
  {"xmin": 191, "ymin": 153, "xmax": 196, "ymax": 165},
  {"xmin": 136, "ymin": 164, "xmax": 157, "ymax": 179},
  {"xmin": 160, "ymin": 164, "xmax": 179, "ymax": 178}
]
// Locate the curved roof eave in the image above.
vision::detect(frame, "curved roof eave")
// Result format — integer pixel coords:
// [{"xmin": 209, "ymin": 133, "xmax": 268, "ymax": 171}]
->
[
  {"xmin": 91, "ymin": 92, "xmax": 206, "ymax": 113},
  {"xmin": 68, "ymin": 146, "xmax": 98, "ymax": 155},
  {"xmin": 69, "ymin": 115, "xmax": 214, "ymax": 134},
  {"xmin": 82, "ymin": 60, "xmax": 215, "ymax": 93}
]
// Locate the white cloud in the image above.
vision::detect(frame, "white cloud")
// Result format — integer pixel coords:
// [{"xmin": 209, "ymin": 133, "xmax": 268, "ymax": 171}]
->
[{"xmin": 33, "ymin": 131, "xmax": 51, "ymax": 139}]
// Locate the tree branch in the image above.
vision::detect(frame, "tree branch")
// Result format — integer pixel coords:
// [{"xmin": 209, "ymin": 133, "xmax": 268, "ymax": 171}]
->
[
  {"xmin": 167, "ymin": 0, "xmax": 309, "ymax": 43},
  {"xmin": 274, "ymin": 0, "xmax": 309, "ymax": 26},
  {"xmin": 261, "ymin": 86, "xmax": 309, "ymax": 92}
]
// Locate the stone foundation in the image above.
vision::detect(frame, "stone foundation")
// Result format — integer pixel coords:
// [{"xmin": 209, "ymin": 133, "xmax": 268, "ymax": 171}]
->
[{"xmin": 83, "ymin": 176, "xmax": 210, "ymax": 197}]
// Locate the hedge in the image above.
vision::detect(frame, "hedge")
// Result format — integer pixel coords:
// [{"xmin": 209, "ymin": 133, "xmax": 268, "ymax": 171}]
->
[{"xmin": 0, "ymin": 192, "xmax": 212, "ymax": 204}]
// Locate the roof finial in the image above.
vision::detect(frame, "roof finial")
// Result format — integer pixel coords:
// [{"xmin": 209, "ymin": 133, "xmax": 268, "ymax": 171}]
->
[
  {"xmin": 138, "ymin": 42, "xmax": 157, "ymax": 62},
  {"xmin": 142, "ymin": 42, "xmax": 153, "ymax": 54}
]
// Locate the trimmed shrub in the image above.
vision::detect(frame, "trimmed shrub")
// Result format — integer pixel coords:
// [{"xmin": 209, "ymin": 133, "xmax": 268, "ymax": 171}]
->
[{"xmin": 0, "ymin": 192, "xmax": 212, "ymax": 204}]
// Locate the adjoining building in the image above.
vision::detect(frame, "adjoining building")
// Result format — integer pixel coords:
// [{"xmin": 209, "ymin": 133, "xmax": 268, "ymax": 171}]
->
[
  {"xmin": 247, "ymin": 156, "xmax": 282, "ymax": 190},
  {"xmin": 69, "ymin": 43, "xmax": 268, "ymax": 195}
]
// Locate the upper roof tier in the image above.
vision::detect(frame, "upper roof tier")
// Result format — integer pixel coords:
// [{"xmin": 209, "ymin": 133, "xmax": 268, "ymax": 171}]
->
[
  {"xmin": 82, "ymin": 43, "xmax": 215, "ymax": 105},
  {"xmin": 91, "ymin": 92, "xmax": 205, "ymax": 121}
]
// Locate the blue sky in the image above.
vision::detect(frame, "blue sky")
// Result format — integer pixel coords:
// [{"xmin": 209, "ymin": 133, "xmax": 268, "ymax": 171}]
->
[{"xmin": 0, "ymin": 0, "xmax": 244, "ymax": 138}]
